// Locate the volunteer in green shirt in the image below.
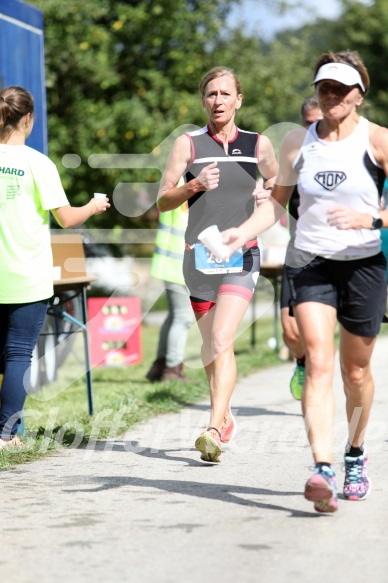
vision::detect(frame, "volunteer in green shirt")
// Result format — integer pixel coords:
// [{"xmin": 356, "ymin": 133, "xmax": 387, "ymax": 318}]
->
[{"xmin": 0, "ymin": 85, "xmax": 110, "ymax": 449}]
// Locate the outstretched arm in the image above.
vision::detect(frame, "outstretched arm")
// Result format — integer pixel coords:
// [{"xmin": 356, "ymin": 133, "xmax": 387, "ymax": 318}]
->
[
  {"xmin": 222, "ymin": 192, "xmax": 288, "ymax": 254},
  {"xmin": 222, "ymin": 130, "xmax": 302, "ymax": 254},
  {"xmin": 52, "ymin": 196, "xmax": 110, "ymax": 229}
]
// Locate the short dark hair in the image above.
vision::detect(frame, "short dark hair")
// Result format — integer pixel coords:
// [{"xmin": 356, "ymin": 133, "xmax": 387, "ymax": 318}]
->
[{"xmin": 301, "ymin": 94, "xmax": 320, "ymax": 121}]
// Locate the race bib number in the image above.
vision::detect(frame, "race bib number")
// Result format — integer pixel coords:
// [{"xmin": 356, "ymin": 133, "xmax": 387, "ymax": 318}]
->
[{"xmin": 194, "ymin": 243, "xmax": 243, "ymax": 274}]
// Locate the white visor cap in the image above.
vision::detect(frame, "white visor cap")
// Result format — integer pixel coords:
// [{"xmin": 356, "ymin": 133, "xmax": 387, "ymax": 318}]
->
[{"xmin": 312, "ymin": 62, "xmax": 365, "ymax": 93}]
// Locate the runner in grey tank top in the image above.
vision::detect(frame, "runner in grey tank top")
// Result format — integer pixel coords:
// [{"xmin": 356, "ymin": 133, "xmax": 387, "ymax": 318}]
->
[{"xmin": 157, "ymin": 67, "xmax": 278, "ymax": 464}]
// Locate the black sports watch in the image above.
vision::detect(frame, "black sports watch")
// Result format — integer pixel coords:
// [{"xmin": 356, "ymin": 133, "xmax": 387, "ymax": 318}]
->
[{"xmin": 371, "ymin": 216, "xmax": 383, "ymax": 230}]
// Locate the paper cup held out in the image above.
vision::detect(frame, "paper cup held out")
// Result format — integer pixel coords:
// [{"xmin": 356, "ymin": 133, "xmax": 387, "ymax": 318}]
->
[{"xmin": 198, "ymin": 225, "xmax": 229, "ymax": 259}]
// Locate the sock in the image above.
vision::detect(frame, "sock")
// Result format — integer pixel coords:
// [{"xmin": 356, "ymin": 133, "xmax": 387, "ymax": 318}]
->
[
  {"xmin": 296, "ymin": 356, "xmax": 305, "ymax": 368},
  {"xmin": 315, "ymin": 462, "xmax": 333, "ymax": 473},
  {"xmin": 346, "ymin": 444, "xmax": 364, "ymax": 458}
]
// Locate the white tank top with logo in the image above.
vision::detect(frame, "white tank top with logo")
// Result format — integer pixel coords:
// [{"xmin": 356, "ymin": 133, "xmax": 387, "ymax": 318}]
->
[{"xmin": 293, "ymin": 116, "xmax": 384, "ymax": 260}]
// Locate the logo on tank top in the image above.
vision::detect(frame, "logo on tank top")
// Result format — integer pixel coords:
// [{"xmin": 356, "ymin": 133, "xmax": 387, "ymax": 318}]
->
[
  {"xmin": 231, "ymin": 148, "xmax": 242, "ymax": 155},
  {"xmin": 314, "ymin": 171, "xmax": 346, "ymax": 191}
]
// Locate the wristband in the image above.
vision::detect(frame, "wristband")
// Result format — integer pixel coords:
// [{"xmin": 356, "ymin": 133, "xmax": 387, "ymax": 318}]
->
[
  {"xmin": 371, "ymin": 216, "xmax": 383, "ymax": 230},
  {"xmin": 265, "ymin": 187, "xmax": 273, "ymax": 191}
]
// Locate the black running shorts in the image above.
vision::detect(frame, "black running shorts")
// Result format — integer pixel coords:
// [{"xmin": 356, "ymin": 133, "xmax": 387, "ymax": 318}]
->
[{"xmin": 284, "ymin": 252, "xmax": 387, "ymax": 337}]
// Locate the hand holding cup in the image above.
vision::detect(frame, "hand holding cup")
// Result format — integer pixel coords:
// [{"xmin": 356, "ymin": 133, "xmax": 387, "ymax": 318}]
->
[
  {"xmin": 198, "ymin": 225, "xmax": 230, "ymax": 260},
  {"xmin": 91, "ymin": 192, "xmax": 110, "ymax": 215}
]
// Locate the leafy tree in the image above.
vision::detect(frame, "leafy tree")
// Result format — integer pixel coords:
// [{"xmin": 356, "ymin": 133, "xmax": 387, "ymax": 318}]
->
[
  {"xmin": 284, "ymin": 0, "xmax": 388, "ymax": 127},
  {"xmin": 29, "ymin": 0, "xmax": 388, "ymax": 241},
  {"xmin": 208, "ymin": 25, "xmax": 324, "ymax": 159},
  {"xmin": 317, "ymin": 0, "xmax": 388, "ymax": 127},
  {"xmin": 26, "ymin": 0, "xmax": 240, "ymax": 234}
]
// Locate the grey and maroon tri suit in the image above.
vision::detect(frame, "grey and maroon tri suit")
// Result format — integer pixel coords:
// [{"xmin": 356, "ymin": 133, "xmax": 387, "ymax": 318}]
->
[{"xmin": 183, "ymin": 125, "xmax": 261, "ymax": 312}]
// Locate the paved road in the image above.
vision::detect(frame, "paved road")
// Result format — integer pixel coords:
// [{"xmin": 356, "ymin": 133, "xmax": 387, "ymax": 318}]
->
[{"xmin": 2, "ymin": 336, "xmax": 388, "ymax": 583}]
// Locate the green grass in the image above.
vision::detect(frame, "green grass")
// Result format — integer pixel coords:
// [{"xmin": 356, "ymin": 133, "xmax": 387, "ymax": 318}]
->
[
  {"xmin": 0, "ymin": 314, "xmax": 285, "ymax": 470},
  {"xmin": 3, "ymin": 298, "xmax": 388, "ymax": 470}
]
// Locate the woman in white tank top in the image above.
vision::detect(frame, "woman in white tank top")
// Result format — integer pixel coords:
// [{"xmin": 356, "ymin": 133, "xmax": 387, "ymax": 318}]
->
[{"xmin": 223, "ymin": 50, "xmax": 388, "ymax": 514}]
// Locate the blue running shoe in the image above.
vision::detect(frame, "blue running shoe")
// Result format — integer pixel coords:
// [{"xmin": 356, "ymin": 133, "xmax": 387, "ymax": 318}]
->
[
  {"xmin": 304, "ymin": 465, "xmax": 338, "ymax": 513},
  {"xmin": 343, "ymin": 452, "xmax": 371, "ymax": 501},
  {"xmin": 290, "ymin": 365, "xmax": 305, "ymax": 400}
]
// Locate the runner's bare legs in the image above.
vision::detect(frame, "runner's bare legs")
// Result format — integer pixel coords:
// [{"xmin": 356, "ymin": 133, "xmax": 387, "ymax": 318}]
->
[{"xmin": 195, "ymin": 294, "xmax": 250, "ymax": 431}]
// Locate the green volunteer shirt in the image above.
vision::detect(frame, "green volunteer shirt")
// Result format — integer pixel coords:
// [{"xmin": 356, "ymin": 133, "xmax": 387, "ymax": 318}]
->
[{"xmin": 0, "ymin": 144, "xmax": 69, "ymax": 303}]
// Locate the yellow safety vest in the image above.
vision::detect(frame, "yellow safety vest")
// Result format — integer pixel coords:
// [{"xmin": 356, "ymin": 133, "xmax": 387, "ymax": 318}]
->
[{"xmin": 150, "ymin": 203, "xmax": 188, "ymax": 285}]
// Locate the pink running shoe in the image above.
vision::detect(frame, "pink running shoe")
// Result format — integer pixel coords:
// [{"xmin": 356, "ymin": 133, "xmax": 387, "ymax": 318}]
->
[
  {"xmin": 343, "ymin": 452, "xmax": 371, "ymax": 501},
  {"xmin": 195, "ymin": 427, "xmax": 222, "ymax": 463},
  {"xmin": 304, "ymin": 466, "xmax": 339, "ymax": 513},
  {"xmin": 220, "ymin": 408, "xmax": 237, "ymax": 443}
]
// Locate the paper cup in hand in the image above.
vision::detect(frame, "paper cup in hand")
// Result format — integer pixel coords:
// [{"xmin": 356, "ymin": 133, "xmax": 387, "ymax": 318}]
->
[
  {"xmin": 94, "ymin": 192, "xmax": 107, "ymax": 199},
  {"xmin": 198, "ymin": 225, "xmax": 229, "ymax": 259}
]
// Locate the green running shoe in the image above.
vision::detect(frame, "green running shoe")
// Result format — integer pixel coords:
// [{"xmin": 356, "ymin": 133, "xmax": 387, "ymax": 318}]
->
[
  {"xmin": 195, "ymin": 427, "xmax": 222, "ymax": 463},
  {"xmin": 290, "ymin": 364, "xmax": 305, "ymax": 400}
]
